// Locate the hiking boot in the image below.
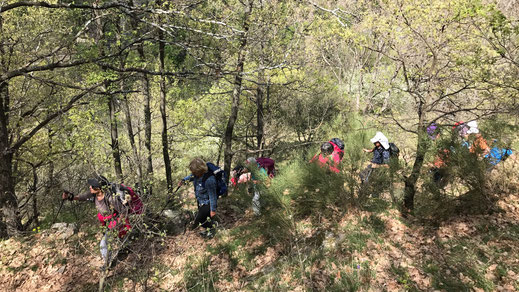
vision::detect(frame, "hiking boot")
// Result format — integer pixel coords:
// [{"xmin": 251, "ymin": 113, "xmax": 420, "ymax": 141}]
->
[
  {"xmin": 198, "ymin": 229, "xmax": 216, "ymax": 239},
  {"xmin": 205, "ymin": 230, "xmax": 216, "ymax": 239}
]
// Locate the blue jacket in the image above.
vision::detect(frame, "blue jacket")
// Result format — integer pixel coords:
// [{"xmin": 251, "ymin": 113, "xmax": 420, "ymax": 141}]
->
[
  {"xmin": 371, "ymin": 146, "xmax": 390, "ymax": 164},
  {"xmin": 185, "ymin": 174, "xmax": 218, "ymax": 212},
  {"xmin": 485, "ymin": 148, "xmax": 513, "ymax": 166}
]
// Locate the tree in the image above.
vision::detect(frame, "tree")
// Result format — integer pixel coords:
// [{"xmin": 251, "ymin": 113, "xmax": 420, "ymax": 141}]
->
[{"xmin": 0, "ymin": 2, "xmax": 139, "ymax": 237}]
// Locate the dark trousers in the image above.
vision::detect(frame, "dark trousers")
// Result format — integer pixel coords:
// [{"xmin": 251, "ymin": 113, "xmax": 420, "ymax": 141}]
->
[
  {"xmin": 359, "ymin": 165, "xmax": 374, "ymax": 183},
  {"xmin": 192, "ymin": 204, "xmax": 215, "ymax": 229},
  {"xmin": 431, "ymin": 167, "xmax": 448, "ymax": 188}
]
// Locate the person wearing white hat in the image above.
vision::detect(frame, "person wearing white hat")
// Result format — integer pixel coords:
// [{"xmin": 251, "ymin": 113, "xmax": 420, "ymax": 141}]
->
[
  {"xmin": 466, "ymin": 121, "xmax": 490, "ymax": 156},
  {"xmin": 363, "ymin": 132, "xmax": 391, "ymax": 167},
  {"xmin": 359, "ymin": 132, "xmax": 391, "ymax": 185}
]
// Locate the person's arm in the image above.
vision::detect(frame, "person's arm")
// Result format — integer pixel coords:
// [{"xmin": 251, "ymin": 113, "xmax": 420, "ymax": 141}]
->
[
  {"xmin": 62, "ymin": 190, "xmax": 92, "ymax": 201},
  {"xmin": 363, "ymin": 148, "xmax": 374, "ymax": 153},
  {"xmin": 178, "ymin": 174, "xmax": 194, "ymax": 186},
  {"xmin": 205, "ymin": 176, "xmax": 218, "ymax": 216}
]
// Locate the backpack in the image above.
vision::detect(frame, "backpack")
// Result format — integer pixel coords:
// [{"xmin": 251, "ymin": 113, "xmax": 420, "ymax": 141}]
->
[
  {"xmin": 111, "ymin": 183, "xmax": 144, "ymax": 215},
  {"xmin": 202, "ymin": 162, "xmax": 228, "ymax": 197},
  {"xmin": 329, "ymin": 138, "xmax": 345, "ymax": 152},
  {"xmin": 389, "ymin": 143, "xmax": 400, "ymax": 157},
  {"xmin": 329, "ymin": 138, "xmax": 345, "ymax": 160},
  {"xmin": 256, "ymin": 157, "xmax": 276, "ymax": 178}
]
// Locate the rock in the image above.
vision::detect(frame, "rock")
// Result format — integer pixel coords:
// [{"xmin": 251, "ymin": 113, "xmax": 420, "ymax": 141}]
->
[
  {"xmin": 51, "ymin": 222, "xmax": 68, "ymax": 229},
  {"xmin": 56, "ymin": 266, "xmax": 66, "ymax": 274},
  {"xmin": 51, "ymin": 223, "xmax": 76, "ymax": 240},
  {"xmin": 59, "ymin": 227, "xmax": 75, "ymax": 240},
  {"xmin": 161, "ymin": 210, "xmax": 192, "ymax": 235},
  {"xmin": 162, "ymin": 210, "xmax": 183, "ymax": 221}
]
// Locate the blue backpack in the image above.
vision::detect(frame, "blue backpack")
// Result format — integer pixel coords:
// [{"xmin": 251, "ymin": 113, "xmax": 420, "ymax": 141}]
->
[{"xmin": 202, "ymin": 162, "xmax": 228, "ymax": 197}]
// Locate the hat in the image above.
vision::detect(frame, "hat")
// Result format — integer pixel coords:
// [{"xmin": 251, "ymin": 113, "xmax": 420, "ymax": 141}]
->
[
  {"xmin": 466, "ymin": 121, "xmax": 479, "ymax": 134},
  {"xmin": 370, "ymin": 132, "xmax": 390, "ymax": 150},
  {"xmin": 427, "ymin": 123, "xmax": 439, "ymax": 140},
  {"xmin": 87, "ymin": 175, "xmax": 109, "ymax": 189}
]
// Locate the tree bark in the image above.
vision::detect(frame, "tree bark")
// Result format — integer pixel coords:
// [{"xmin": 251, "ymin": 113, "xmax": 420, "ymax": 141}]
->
[
  {"xmin": 138, "ymin": 46, "xmax": 154, "ymax": 181},
  {"xmin": 46, "ymin": 129, "xmax": 55, "ymax": 195},
  {"xmin": 29, "ymin": 164, "xmax": 39, "ymax": 228},
  {"xmin": 223, "ymin": 1, "xmax": 253, "ymax": 182},
  {"xmin": 403, "ymin": 116, "xmax": 428, "ymax": 214},
  {"xmin": 109, "ymin": 95, "xmax": 123, "ymax": 181},
  {"xmin": 256, "ymin": 72, "xmax": 265, "ymax": 152},
  {"xmin": 122, "ymin": 93, "xmax": 143, "ymax": 189},
  {"xmin": 95, "ymin": 11, "xmax": 123, "ymax": 181},
  {"xmin": 0, "ymin": 80, "xmax": 22, "ymax": 238},
  {"xmin": 159, "ymin": 27, "xmax": 173, "ymax": 192},
  {"xmin": 0, "ymin": 13, "xmax": 22, "ymax": 237}
]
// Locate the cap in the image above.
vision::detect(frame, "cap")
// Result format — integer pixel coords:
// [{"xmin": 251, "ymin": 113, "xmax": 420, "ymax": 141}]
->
[{"xmin": 87, "ymin": 175, "xmax": 109, "ymax": 189}]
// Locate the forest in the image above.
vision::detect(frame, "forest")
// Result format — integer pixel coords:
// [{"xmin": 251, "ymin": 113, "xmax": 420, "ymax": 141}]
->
[{"xmin": 1, "ymin": 0, "xmax": 519, "ymax": 291}]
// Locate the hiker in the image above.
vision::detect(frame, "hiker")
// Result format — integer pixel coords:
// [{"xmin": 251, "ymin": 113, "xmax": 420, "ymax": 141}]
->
[
  {"xmin": 359, "ymin": 132, "xmax": 391, "ymax": 184},
  {"xmin": 427, "ymin": 123, "xmax": 440, "ymax": 140},
  {"xmin": 179, "ymin": 158, "xmax": 219, "ymax": 238},
  {"xmin": 453, "ymin": 121, "xmax": 471, "ymax": 148},
  {"xmin": 465, "ymin": 121, "xmax": 490, "ymax": 157},
  {"xmin": 231, "ymin": 157, "xmax": 271, "ymax": 215},
  {"xmin": 245, "ymin": 157, "xmax": 269, "ymax": 215},
  {"xmin": 429, "ymin": 148, "xmax": 451, "ymax": 187},
  {"xmin": 425, "ymin": 125, "xmax": 452, "ymax": 187},
  {"xmin": 310, "ymin": 141, "xmax": 341, "ymax": 173},
  {"xmin": 363, "ymin": 132, "xmax": 391, "ymax": 166},
  {"xmin": 485, "ymin": 140, "xmax": 514, "ymax": 169},
  {"xmin": 61, "ymin": 176, "xmax": 133, "ymax": 269}
]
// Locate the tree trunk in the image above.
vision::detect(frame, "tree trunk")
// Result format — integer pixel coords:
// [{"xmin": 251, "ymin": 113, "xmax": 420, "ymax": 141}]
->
[
  {"xmin": 137, "ymin": 46, "xmax": 154, "ymax": 194},
  {"xmin": 109, "ymin": 96, "xmax": 123, "ymax": 181},
  {"xmin": 46, "ymin": 129, "xmax": 55, "ymax": 194},
  {"xmin": 122, "ymin": 93, "xmax": 143, "ymax": 189},
  {"xmin": 403, "ymin": 126, "xmax": 428, "ymax": 214},
  {"xmin": 223, "ymin": 1, "xmax": 253, "ymax": 182},
  {"xmin": 159, "ymin": 29, "xmax": 173, "ymax": 192},
  {"xmin": 0, "ymin": 81, "xmax": 22, "ymax": 238},
  {"xmin": 29, "ymin": 164, "xmax": 39, "ymax": 228},
  {"xmin": 256, "ymin": 73, "xmax": 265, "ymax": 152},
  {"xmin": 95, "ymin": 11, "xmax": 123, "ymax": 181}
]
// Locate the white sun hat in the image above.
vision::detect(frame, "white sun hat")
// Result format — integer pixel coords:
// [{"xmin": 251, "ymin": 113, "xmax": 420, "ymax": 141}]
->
[
  {"xmin": 466, "ymin": 121, "xmax": 479, "ymax": 134},
  {"xmin": 370, "ymin": 132, "xmax": 390, "ymax": 150}
]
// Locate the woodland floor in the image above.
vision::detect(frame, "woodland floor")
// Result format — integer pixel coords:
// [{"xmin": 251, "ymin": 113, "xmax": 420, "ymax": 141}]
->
[{"xmin": 1, "ymin": 174, "xmax": 519, "ymax": 291}]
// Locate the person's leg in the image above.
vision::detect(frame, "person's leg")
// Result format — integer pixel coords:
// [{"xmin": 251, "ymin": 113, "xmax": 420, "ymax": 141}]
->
[
  {"xmin": 99, "ymin": 231, "xmax": 111, "ymax": 268},
  {"xmin": 192, "ymin": 204, "xmax": 213, "ymax": 229},
  {"xmin": 252, "ymin": 186, "xmax": 261, "ymax": 215},
  {"xmin": 360, "ymin": 164, "xmax": 373, "ymax": 184},
  {"xmin": 370, "ymin": 168, "xmax": 380, "ymax": 198}
]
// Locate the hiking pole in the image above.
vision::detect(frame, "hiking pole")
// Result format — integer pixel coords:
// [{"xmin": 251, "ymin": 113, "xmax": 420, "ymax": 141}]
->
[
  {"xmin": 159, "ymin": 185, "xmax": 182, "ymax": 214},
  {"xmin": 51, "ymin": 199, "xmax": 66, "ymax": 226}
]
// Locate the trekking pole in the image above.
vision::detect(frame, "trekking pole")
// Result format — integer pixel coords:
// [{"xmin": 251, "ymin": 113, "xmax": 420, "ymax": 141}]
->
[
  {"xmin": 51, "ymin": 199, "xmax": 66, "ymax": 226},
  {"xmin": 159, "ymin": 185, "xmax": 182, "ymax": 214}
]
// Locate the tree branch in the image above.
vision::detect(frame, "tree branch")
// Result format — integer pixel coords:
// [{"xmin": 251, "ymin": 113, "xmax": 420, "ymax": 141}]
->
[
  {"xmin": 10, "ymin": 83, "xmax": 103, "ymax": 151},
  {"xmin": 0, "ymin": 1, "xmax": 128, "ymax": 13}
]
